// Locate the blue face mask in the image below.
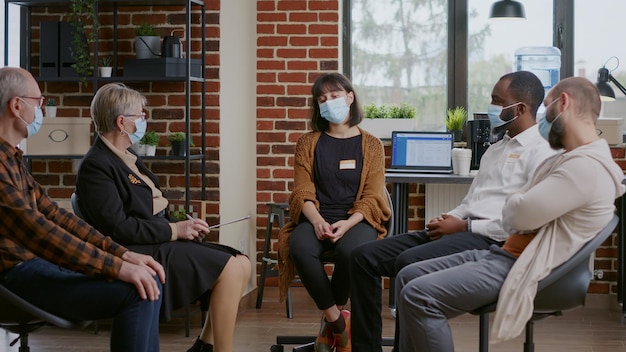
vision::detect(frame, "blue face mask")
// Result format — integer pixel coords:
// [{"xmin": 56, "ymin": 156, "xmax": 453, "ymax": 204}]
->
[
  {"xmin": 17, "ymin": 99, "xmax": 44, "ymax": 138},
  {"xmin": 319, "ymin": 96, "xmax": 350, "ymax": 124},
  {"xmin": 487, "ymin": 102, "xmax": 521, "ymax": 129},
  {"xmin": 125, "ymin": 116, "xmax": 147, "ymax": 145},
  {"xmin": 537, "ymin": 97, "xmax": 561, "ymax": 141}
]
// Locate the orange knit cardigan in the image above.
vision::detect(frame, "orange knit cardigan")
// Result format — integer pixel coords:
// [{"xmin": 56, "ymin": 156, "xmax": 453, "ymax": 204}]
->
[{"xmin": 277, "ymin": 128, "xmax": 391, "ymax": 302}]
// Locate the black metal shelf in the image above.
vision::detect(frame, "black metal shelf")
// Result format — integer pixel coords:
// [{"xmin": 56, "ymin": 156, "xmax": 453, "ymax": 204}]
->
[{"xmin": 6, "ymin": 0, "xmax": 208, "ymax": 207}]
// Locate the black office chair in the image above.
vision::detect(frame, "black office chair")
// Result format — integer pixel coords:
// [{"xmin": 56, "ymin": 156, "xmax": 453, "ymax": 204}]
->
[
  {"xmin": 71, "ymin": 192, "xmax": 208, "ymax": 337},
  {"xmin": 0, "ymin": 284, "xmax": 91, "ymax": 352},
  {"xmin": 271, "ymin": 188, "xmax": 395, "ymax": 352},
  {"xmin": 471, "ymin": 214, "xmax": 619, "ymax": 352}
]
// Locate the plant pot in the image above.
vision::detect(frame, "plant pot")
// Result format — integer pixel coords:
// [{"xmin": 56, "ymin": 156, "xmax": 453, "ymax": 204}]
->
[
  {"xmin": 450, "ymin": 129, "xmax": 463, "ymax": 142},
  {"xmin": 170, "ymin": 141, "xmax": 187, "ymax": 156},
  {"xmin": 44, "ymin": 106, "xmax": 57, "ymax": 118},
  {"xmin": 99, "ymin": 67, "xmax": 112, "ymax": 77},
  {"xmin": 135, "ymin": 36, "xmax": 161, "ymax": 59},
  {"xmin": 145, "ymin": 144, "xmax": 157, "ymax": 156}
]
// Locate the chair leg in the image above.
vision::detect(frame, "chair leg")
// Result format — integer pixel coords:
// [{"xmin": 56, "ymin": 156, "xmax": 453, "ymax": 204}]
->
[
  {"xmin": 256, "ymin": 258, "xmax": 269, "ymax": 309},
  {"xmin": 523, "ymin": 320, "xmax": 534, "ymax": 352},
  {"xmin": 18, "ymin": 333, "xmax": 29, "ymax": 352},
  {"xmin": 286, "ymin": 286, "xmax": 293, "ymax": 319},
  {"xmin": 478, "ymin": 313, "xmax": 489, "ymax": 352},
  {"xmin": 184, "ymin": 304, "xmax": 190, "ymax": 337}
]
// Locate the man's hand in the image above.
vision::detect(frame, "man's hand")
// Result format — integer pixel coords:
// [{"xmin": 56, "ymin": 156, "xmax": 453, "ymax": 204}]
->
[
  {"xmin": 117, "ymin": 261, "xmax": 162, "ymax": 301},
  {"xmin": 426, "ymin": 214, "xmax": 466, "ymax": 240},
  {"xmin": 118, "ymin": 251, "xmax": 165, "ymax": 301}
]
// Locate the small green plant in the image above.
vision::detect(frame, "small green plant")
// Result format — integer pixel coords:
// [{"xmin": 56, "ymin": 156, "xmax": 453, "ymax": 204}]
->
[
  {"xmin": 136, "ymin": 23, "xmax": 159, "ymax": 37},
  {"xmin": 45, "ymin": 98, "xmax": 56, "ymax": 107},
  {"xmin": 446, "ymin": 106, "xmax": 467, "ymax": 131},
  {"xmin": 167, "ymin": 132, "xmax": 185, "ymax": 143},
  {"xmin": 140, "ymin": 130, "xmax": 160, "ymax": 146},
  {"xmin": 100, "ymin": 56, "xmax": 112, "ymax": 67},
  {"xmin": 171, "ymin": 208, "xmax": 187, "ymax": 221},
  {"xmin": 67, "ymin": 0, "xmax": 98, "ymax": 85},
  {"xmin": 364, "ymin": 103, "xmax": 416, "ymax": 119}
]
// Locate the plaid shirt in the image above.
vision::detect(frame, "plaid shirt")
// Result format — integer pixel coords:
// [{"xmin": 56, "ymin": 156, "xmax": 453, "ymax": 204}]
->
[{"xmin": 0, "ymin": 138, "xmax": 127, "ymax": 279}]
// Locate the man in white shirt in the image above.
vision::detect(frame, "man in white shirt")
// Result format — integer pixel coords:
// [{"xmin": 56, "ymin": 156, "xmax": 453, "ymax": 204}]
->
[{"xmin": 350, "ymin": 71, "xmax": 556, "ymax": 352}]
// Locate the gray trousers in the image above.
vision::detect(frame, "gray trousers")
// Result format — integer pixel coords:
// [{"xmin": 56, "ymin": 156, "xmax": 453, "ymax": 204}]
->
[{"xmin": 396, "ymin": 245, "xmax": 516, "ymax": 352}]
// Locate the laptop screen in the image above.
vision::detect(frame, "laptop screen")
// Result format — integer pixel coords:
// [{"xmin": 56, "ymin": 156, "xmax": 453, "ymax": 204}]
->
[{"xmin": 390, "ymin": 131, "xmax": 453, "ymax": 172}]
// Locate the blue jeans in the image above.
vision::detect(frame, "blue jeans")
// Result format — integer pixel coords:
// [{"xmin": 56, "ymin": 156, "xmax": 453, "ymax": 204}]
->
[{"xmin": 1, "ymin": 258, "xmax": 161, "ymax": 352}]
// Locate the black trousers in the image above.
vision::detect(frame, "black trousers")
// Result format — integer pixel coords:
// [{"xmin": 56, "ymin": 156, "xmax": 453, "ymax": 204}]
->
[
  {"xmin": 289, "ymin": 221, "xmax": 378, "ymax": 310},
  {"xmin": 350, "ymin": 230, "xmax": 501, "ymax": 352}
]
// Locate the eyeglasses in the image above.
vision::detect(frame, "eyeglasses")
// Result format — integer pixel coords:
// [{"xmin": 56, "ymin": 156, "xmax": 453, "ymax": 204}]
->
[
  {"xmin": 123, "ymin": 112, "xmax": 147, "ymax": 121},
  {"xmin": 19, "ymin": 96, "xmax": 45, "ymax": 108}
]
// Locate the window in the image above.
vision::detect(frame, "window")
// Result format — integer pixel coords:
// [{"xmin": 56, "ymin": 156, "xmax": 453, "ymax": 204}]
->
[
  {"xmin": 574, "ymin": 0, "xmax": 626, "ymax": 127},
  {"xmin": 348, "ymin": 0, "xmax": 449, "ymax": 130},
  {"xmin": 1, "ymin": 0, "xmax": 22, "ymax": 67},
  {"xmin": 347, "ymin": 1, "xmax": 626, "ymax": 131},
  {"xmin": 468, "ymin": 0, "xmax": 553, "ymax": 116}
]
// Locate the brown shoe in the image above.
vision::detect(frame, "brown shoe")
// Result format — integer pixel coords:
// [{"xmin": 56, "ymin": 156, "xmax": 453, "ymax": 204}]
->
[
  {"xmin": 314, "ymin": 315, "xmax": 335, "ymax": 352},
  {"xmin": 333, "ymin": 310, "xmax": 351, "ymax": 352}
]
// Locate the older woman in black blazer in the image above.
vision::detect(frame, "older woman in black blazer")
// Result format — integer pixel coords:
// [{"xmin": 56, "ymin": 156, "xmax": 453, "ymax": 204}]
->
[{"xmin": 76, "ymin": 83, "xmax": 250, "ymax": 352}]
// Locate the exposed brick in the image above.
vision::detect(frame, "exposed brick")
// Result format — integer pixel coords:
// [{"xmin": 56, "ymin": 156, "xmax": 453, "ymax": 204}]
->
[
  {"xmin": 277, "ymin": 48, "xmax": 307, "ymax": 58},
  {"xmin": 289, "ymin": 12, "xmax": 318, "ymax": 22},
  {"xmin": 309, "ymin": 48, "xmax": 338, "ymax": 59},
  {"xmin": 309, "ymin": 0, "xmax": 339, "ymax": 11},
  {"xmin": 309, "ymin": 24, "xmax": 338, "ymax": 35},
  {"xmin": 610, "ymin": 146, "xmax": 625, "ymax": 159},
  {"xmin": 257, "ymin": 1, "xmax": 276, "ymax": 12},
  {"xmin": 277, "ymin": 1, "xmax": 308, "ymax": 11},
  {"xmin": 276, "ymin": 97, "xmax": 306, "ymax": 107},
  {"xmin": 277, "ymin": 24, "xmax": 307, "ymax": 35}
]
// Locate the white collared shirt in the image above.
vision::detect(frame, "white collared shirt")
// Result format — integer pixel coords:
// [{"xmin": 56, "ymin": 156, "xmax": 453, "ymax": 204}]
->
[{"xmin": 446, "ymin": 124, "xmax": 556, "ymax": 241}]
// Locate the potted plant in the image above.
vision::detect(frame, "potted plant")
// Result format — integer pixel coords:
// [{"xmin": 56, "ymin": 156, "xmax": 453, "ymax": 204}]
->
[
  {"xmin": 360, "ymin": 103, "xmax": 417, "ymax": 139},
  {"xmin": 167, "ymin": 132, "xmax": 188, "ymax": 156},
  {"xmin": 99, "ymin": 56, "xmax": 113, "ymax": 77},
  {"xmin": 67, "ymin": 0, "xmax": 98, "ymax": 84},
  {"xmin": 140, "ymin": 130, "xmax": 160, "ymax": 156},
  {"xmin": 135, "ymin": 23, "xmax": 161, "ymax": 59},
  {"xmin": 446, "ymin": 106, "xmax": 467, "ymax": 142},
  {"xmin": 44, "ymin": 98, "xmax": 57, "ymax": 118}
]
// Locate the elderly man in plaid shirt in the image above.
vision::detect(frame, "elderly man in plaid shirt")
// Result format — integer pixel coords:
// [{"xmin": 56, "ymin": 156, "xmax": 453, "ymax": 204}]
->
[{"xmin": 0, "ymin": 67, "xmax": 165, "ymax": 352}]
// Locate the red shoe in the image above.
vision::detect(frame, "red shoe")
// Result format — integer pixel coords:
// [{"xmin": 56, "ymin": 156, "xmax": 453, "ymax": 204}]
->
[
  {"xmin": 314, "ymin": 315, "xmax": 335, "ymax": 352},
  {"xmin": 333, "ymin": 310, "xmax": 351, "ymax": 352}
]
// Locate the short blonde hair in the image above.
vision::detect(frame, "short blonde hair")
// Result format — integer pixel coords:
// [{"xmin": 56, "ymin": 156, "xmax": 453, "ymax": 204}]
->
[{"xmin": 90, "ymin": 83, "xmax": 146, "ymax": 134}]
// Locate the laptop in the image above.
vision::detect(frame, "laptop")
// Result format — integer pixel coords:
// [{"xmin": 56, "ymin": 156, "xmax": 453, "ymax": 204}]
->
[{"xmin": 387, "ymin": 131, "xmax": 454, "ymax": 173}]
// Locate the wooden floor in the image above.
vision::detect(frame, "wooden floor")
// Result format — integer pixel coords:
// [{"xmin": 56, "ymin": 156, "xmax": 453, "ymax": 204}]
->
[{"xmin": 2, "ymin": 286, "xmax": 626, "ymax": 352}]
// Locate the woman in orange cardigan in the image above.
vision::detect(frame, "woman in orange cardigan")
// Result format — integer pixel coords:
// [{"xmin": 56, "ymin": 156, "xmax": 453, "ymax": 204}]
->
[{"xmin": 278, "ymin": 72, "xmax": 391, "ymax": 352}]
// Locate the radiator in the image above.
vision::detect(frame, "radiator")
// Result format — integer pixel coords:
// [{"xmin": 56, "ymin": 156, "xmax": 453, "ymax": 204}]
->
[{"xmin": 425, "ymin": 184, "xmax": 471, "ymax": 222}]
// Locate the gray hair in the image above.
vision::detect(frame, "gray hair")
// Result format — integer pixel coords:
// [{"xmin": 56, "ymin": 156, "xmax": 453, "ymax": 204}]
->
[
  {"xmin": 0, "ymin": 67, "xmax": 30, "ymax": 115},
  {"xmin": 90, "ymin": 83, "xmax": 147, "ymax": 134}
]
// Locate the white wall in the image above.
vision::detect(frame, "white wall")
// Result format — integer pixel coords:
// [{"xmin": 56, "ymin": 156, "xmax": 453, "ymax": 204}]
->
[{"xmin": 220, "ymin": 0, "xmax": 257, "ymax": 293}]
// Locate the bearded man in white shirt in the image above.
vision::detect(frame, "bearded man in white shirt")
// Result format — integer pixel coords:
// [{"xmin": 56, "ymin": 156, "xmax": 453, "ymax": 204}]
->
[{"xmin": 350, "ymin": 70, "xmax": 556, "ymax": 352}]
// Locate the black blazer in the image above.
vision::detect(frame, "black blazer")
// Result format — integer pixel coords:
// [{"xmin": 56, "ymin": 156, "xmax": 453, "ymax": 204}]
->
[{"xmin": 76, "ymin": 137, "xmax": 174, "ymax": 245}]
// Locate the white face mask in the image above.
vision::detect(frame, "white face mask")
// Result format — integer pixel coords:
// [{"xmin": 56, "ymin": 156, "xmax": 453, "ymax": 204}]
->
[
  {"xmin": 319, "ymin": 96, "xmax": 350, "ymax": 124},
  {"xmin": 487, "ymin": 102, "xmax": 521, "ymax": 129},
  {"xmin": 17, "ymin": 98, "xmax": 44, "ymax": 138}
]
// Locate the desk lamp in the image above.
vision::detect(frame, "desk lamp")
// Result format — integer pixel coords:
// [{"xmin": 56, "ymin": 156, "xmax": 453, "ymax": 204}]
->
[
  {"xmin": 595, "ymin": 57, "xmax": 626, "ymax": 102},
  {"xmin": 489, "ymin": 0, "xmax": 526, "ymax": 19}
]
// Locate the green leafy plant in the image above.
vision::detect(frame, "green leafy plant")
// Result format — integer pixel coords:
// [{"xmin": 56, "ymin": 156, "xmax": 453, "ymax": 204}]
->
[
  {"xmin": 67, "ymin": 0, "xmax": 98, "ymax": 84},
  {"xmin": 45, "ymin": 98, "xmax": 57, "ymax": 107},
  {"xmin": 140, "ymin": 131, "xmax": 160, "ymax": 146},
  {"xmin": 364, "ymin": 103, "xmax": 416, "ymax": 119},
  {"xmin": 446, "ymin": 106, "xmax": 467, "ymax": 131},
  {"xmin": 167, "ymin": 132, "xmax": 186, "ymax": 143},
  {"xmin": 100, "ymin": 55, "xmax": 112, "ymax": 67},
  {"xmin": 136, "ymin": 23, "xmax": 159, "ymax": 37},
  {"xmin": 171, "ymin": 208, "xmax": 187, "ymax": 221}
]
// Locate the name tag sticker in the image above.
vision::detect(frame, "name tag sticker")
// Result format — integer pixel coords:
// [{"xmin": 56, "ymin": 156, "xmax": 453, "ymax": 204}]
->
[
  {"xmin": 508, "ymin": 153, "xmax": 520, "ymax": 159},
  {"xmin": 340, "ymin": 159, "xmax": 356, "ymax": 170}
]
